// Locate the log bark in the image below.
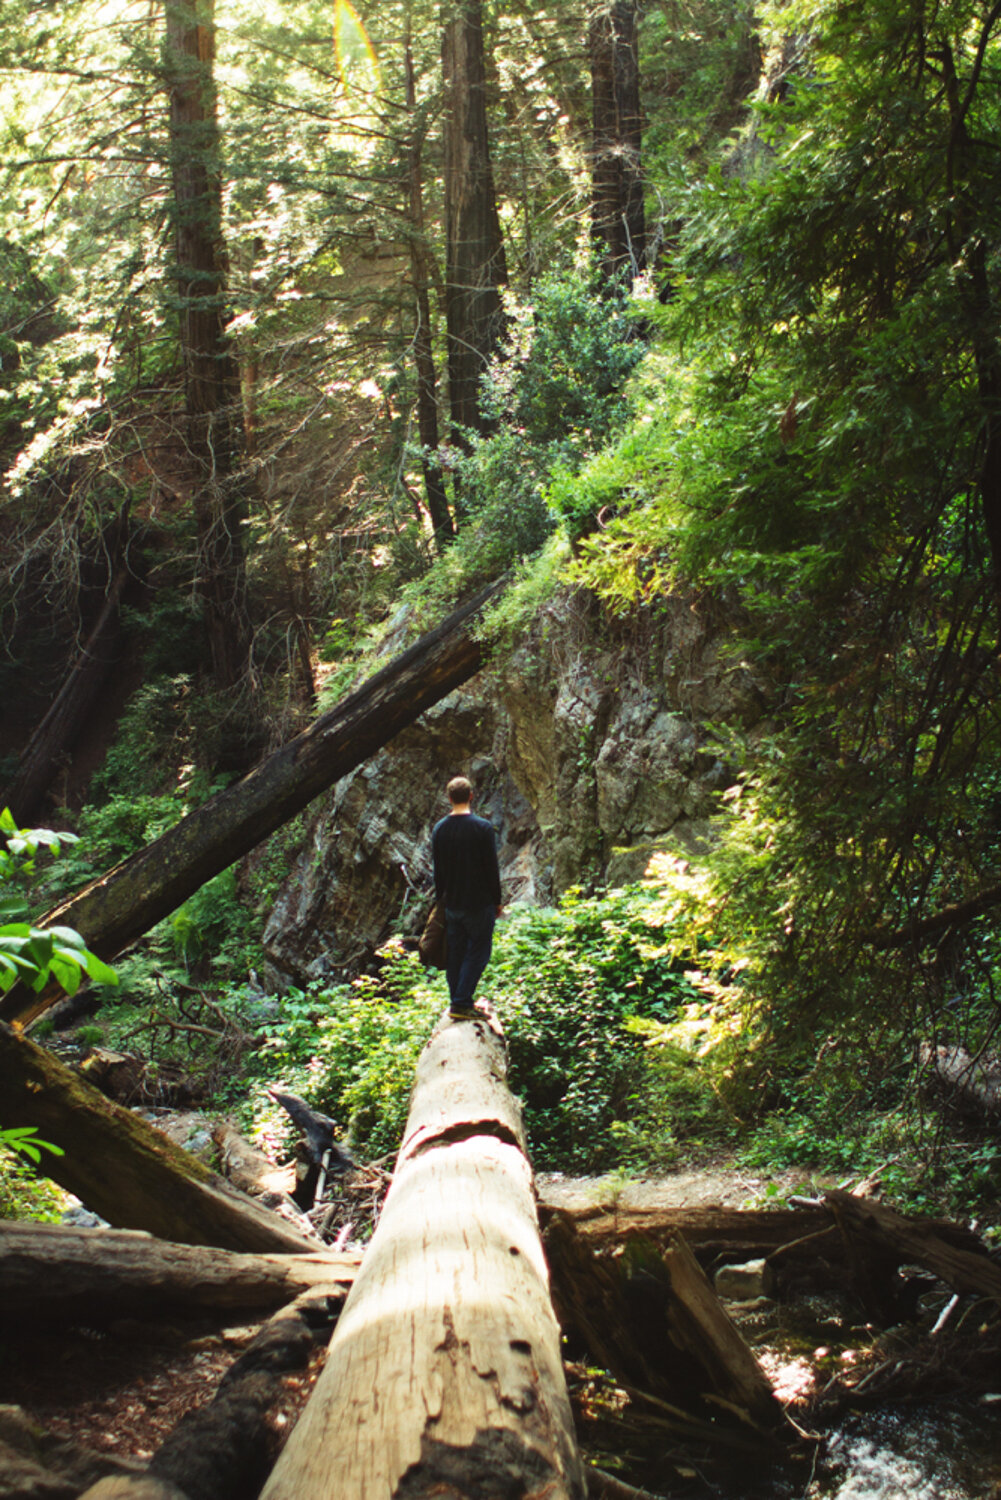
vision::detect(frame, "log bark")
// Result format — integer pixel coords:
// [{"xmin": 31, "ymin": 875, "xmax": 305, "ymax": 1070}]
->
[
  {"xmin": 826, "ymin": 1189, "xmax": 1001, "ymax": 1307},
  {"xmin": 78, "ymin": 1292, "xmax": 343, "ymax": 1500},
  {"xmin": 919, "ymin": 1042, "xmax": 1001, "ymax": 1119},
  {"xmin": 538, "ymin": 1198, "xmax": 831, "ymax": 1264},
  {"xmin": 0, "ymin": 1221, "xmax": 356, "ymax": 1324},
  {"xmin": 1, "ymin": 580, "xmax": 502, "ymax": 1027},
  {"xmin": 0, "ymin": 1023, "xmax": 317, "ymax": 1253},
  {"xmin": 212, "ymin": 1121, "xmax": 297, "ymax": 1198},
  {"xmin": 260, "ymin": 1010, "xmax": 585, "ymax": 1500}
]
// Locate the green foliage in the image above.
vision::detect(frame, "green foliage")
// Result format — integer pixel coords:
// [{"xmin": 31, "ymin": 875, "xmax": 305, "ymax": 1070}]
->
[
  {"xmin": 0, "ymin": 1127, "xmax": 66, "ymax": 1223},
  {"xmin": 0, "ymin": 804, "xmax": 77, "ymax": 918},
  {"xmin": 239, "ymin": 886, "xmax": 733, "ymax": 1174},
  {"xmin": 0, "ymin": 808, "xmax": 117, "ymax": 994},
  {"xmin": 570, "ymin": 0, "xmax": 1001, "ymax": 1119},
  {"xmin": 242, "ymin": 950, "xmax": 443, "ymax": 1162}
]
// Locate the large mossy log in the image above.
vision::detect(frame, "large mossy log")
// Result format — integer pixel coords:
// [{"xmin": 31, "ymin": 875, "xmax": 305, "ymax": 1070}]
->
[
  {"xmin": 0, "ymin": 1221, "xmax": 357, "ymax": 1323},
  {"xmin": 0, "ymin": 1023, "xmax": 316, "ymax": 1253},
  {"xmin": 260, "ymin": 1011, "xmax": 586, "ymax": 1500},
  {"xmin": 1, "ymin": 582, "xmax": 501, "ymax": 1027}
]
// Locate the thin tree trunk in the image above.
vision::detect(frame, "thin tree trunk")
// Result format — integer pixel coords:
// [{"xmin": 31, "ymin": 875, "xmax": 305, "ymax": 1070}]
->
[
  {"xmin": 405, "ymin": 27, "xmax": 453, "ymax": 548},
  {"xmin": 590, "ymin": 0, "xmax": 645, "ymax": 284},
  {"xmin": 442, "ymin": 0, "xmax": 508, "ymax": 456},
  {"xmin": 260, "ymin": 1010, "xmax": 585, "ymax": 1499},
  {"xmin": 0, "ymin": 581, "xmax": 503, "ymax": 1027},
  {"xmin": 165, "ymin": 0, "xmax": 250, "ymax": 687}
]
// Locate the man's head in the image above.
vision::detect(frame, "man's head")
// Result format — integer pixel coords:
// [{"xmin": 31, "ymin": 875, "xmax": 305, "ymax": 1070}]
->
[{"xmin": 446, "ymin": 775, "xmax": 473, "ymax": 806}]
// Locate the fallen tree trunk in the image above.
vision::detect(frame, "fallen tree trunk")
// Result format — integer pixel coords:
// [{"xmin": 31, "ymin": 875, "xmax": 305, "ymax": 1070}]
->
[
  {"xmin": 1, "ymin": 581, "xmax": 502, "ymax": 1027},
  {"xmin": 260, "ymin": 1009, "xmax": 586, "ymax": 1500},
  {"xmin": 0, "ymin": 1023, "xmax": 317, "ymax": 1253},
  {"xmin": 826, "ymin": 1188, "xmax": 1001, "ymax": 1309},
  {"xmin": 80, "ymin": 1291, "xmax": 343, "ymax": 1500},
  {"xmin": 919, "ymin": 1042, "xmax": 1001, "ymax": 1120},
  {"xmin": 544, "ymin": 1215, "xmax": 783, "ymax": 1436},
  {"xmin": 538, "ymin": 1199, "xmax": 831, "ymax": 1264},
  {"xmin": 0, "ymin": 1221, "xmax": 357, "ymax": 1324}
]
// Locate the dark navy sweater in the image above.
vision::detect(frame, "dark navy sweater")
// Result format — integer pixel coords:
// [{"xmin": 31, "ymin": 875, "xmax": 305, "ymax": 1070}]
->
[{"xmin": 431, "ymin": 812, "xmax": 502, "ymax": 910}]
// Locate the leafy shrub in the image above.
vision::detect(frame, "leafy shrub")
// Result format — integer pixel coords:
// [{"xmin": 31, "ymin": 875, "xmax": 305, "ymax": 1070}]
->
[
  {"xmin": 238, "ymin": 885, "xmax": 730, "ymax": 1174},
  {"xmin": 0, "ymin": 1128, "xmax": 66, "ymax": 1222}
]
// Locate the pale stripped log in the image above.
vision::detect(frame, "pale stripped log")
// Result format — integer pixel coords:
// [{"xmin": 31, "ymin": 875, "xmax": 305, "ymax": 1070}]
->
[{"xmin": 261, "ymin": 1013, "xmax": 585, "ymax": 1500}]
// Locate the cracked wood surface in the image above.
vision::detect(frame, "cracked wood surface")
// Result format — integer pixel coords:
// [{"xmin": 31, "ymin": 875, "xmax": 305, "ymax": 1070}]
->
[
  {"xmin": 260, "ymin": 1012, "xmax": 585, "ymax": 1500},
  {"xmin": 0, "ymin": 1221, "xmax": 357, "ymax": 1323}
]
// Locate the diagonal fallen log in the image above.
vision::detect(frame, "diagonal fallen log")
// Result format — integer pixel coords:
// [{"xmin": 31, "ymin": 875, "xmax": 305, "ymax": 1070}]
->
[
  {"xmin": 79, "ymin": 1291, "xmax": 345, "ymax": 1500},
  {"xmin": 543, "ymin": 1215, "xmax": 784, "ymax": 1437},
  {"xmin": 826, "ymin": 1188, "xmax": 1001, "ymax": 1315},
  {"xmin": 1, "ymin": 580, "xmax": 503, "ymax": 1027},
  {"xmin": 0, "ymin": 1221, "xmax": 358, "ymax": 1324},
  {"xmin": 260, "ymin": 1009, "xmax": 586, "ymax": 1500},
  {"xmin": 0, "ymin": 1022, "xmax": 317, "ymax": 1253}
]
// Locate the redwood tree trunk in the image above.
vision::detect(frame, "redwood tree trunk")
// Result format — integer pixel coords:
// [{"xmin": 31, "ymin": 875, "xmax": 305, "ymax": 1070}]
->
[
  {"xmin": 165, "ymin": 0, "xmax": 250, "ymax": 687},
  {"xmin": 442, "ymin": 0, "xmax": 507, "ymax": 456},
  {"xmin": 405, "ymin": 29, "xmax": 453, "ymax": 547},
  {"xmin": 590, "ymin": 0, "xmax": 645, "ymax": 284}
]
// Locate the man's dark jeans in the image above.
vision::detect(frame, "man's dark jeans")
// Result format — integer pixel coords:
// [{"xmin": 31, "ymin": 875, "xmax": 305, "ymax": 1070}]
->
[{"xmin": 445, "ymin": 904, "xmax": 497, "ymax": 1010}]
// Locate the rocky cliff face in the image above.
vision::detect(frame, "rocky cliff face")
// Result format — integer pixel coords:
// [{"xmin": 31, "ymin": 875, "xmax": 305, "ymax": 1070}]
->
[{"xmin": 262, "ymin": 587, "xmax": 764, "ymax": 985}]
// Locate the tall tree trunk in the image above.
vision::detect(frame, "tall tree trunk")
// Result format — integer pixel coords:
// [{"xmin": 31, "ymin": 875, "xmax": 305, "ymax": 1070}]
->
[
  {"xmin": 0, "ymin": 581, "xmax": 503, "ymax": 1027},
  {"xmin": 2, "ymin": 525, "xmax": 131, "ymax": 824},
  {"xmin": 442, "ymin": 0, "xmax": 508, "ymax": 459},
  {"xmin": 590, "ymin": 0, "xmax": 645, "ymax": 284},
  {"xmin": 165, "ymin": 0, "xmax": 250, "ymax": 688},
  {"xmin": 405, "ymin": 27, "xmax": 453, "ymax": 548}
]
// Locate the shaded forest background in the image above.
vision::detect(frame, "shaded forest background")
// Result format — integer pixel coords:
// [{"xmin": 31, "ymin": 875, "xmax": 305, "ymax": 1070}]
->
[{"xmin": 3, "ymin": 0, "xmax": 1001, "ymax": 1213}]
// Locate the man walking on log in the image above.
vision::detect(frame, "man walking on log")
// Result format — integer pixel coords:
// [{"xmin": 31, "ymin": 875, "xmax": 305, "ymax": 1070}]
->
[{"xmin": 432, "ymin": 775, "xmax": 503, "ymax": 1019}]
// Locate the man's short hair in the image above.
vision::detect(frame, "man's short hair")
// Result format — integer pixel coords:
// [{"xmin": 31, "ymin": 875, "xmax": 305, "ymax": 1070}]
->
[{"xmin": 447, "ymin": 775, "xmax": 473, "ymax": 804}]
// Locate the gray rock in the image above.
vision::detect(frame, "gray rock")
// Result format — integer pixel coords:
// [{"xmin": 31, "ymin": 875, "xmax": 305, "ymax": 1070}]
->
[{"xmin": 714, "ymin": 1258, "xmax": 776, "ymax": 1301}]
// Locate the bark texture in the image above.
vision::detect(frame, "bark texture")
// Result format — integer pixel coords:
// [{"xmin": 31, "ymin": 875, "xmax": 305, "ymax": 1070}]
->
[
  {"xmin": 590, "ymin": 1, "xmax": 645, "ymax": 282},
  {"xmin": 442, "ymin": 0, "xmax": 508, "ymax": 446},
  {"xmin": 0, "ymin": 1221, "xmax": 356, "ymax": 1324},
  {"xmin": 260, "ymin": 1011, "xmax": 585, "ymax": 1500},
  {"xmin": 405, "ymin": 32, "xmax": 453, "ymax": 545},
  {"xmin": 165, "ymin": 0, "xmax": 250, "ymax": 687},
  {"xmin": 0, "ymin": 1023, "xmax": 317, "ymax": 1252},
  {"xmin": 0, "ymin": 581, "xmax": 502, "ymax": 1027}
]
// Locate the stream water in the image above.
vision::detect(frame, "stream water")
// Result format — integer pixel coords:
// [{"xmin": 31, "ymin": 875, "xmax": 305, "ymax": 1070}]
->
[{"xmin": 803, "ymin": 1403, "xmax": 1001, "ymax": 1499}]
